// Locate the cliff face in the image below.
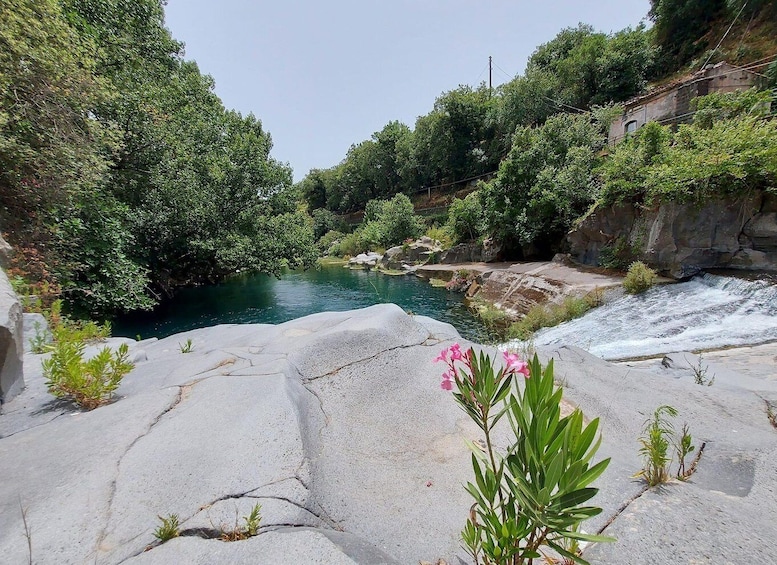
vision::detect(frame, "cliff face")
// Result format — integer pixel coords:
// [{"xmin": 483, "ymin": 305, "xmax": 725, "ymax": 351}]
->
[{"xmin": 567, "ymin": 192, "xmax": 777, "ymax": 277}]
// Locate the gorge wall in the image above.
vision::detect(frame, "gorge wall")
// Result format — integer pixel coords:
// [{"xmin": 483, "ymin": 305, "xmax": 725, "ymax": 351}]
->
[{"xmin": 567, "ymin": 191, "xmax": 777, "ymax": 277}]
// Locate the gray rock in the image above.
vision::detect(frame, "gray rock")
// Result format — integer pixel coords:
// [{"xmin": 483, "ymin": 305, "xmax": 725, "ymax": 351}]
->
[
  {"xmin": 23, "ymin": 313, "xmax": 50, "ymax": 353},
  {"xmin": 0, "ymin": 269, "xmax": 23, "ymax": 403},
  {"xmin": 567, "ymin": 193, "xmax": 777, "ymax": 276},
  {"xmin": 349, "ymin": 252, "xmax": 382, "ymax": 268},
  {"xmin": 440, "ymin": 237, "xmax": 501, "ymax": 264},
  {"xmin": 0, "ymin": 305, "xmax": 775, "ymax": 564},
  {"xmin": 0, "ymin": 235, "xmax": 12, "ymax": 269}
]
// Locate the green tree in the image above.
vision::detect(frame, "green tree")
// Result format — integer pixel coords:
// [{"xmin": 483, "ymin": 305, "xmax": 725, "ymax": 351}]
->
[
  {"xmin": 446, "ymin": 191, "xmax": 486, "ymax": 243},
  {"xmin": 482, "ymin": 113, "xmax": 607, "ymax": 255}
]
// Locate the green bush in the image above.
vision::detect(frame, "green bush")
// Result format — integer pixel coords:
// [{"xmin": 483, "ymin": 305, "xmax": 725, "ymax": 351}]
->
[
  {"xmin": 446, "ymin": 190, "xmax": 486, "ymax": 244},
  {"xmin": 424, "ymin": 225, "xmax": 454, "ymax": 249},
  {"xmin": 317, "ymin": 229, "xmax": 345, "ymax": 255},
  {"xmin": 43, "ymin": 341, "xmax": 134, "ymax": 410},
  {"xmin": 507, "ymin": 291, "xmax": 603, "ymax": 340},
  {"xmin": 338, "ymin": 230, "xmax": 368, "ymax": 257},
  {"xmin": 435, "ymin": 346, "xmax": 613, "ymax": 562},
  {"xmin": 623, "ymin": 261, "xmax": 657, "ymax": 294}
]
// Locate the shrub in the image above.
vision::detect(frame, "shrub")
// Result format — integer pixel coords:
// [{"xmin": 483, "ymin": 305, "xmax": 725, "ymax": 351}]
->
[
  {"xmin": 338, "ymin": 230, "xmax": 368, "ymax": 257},
  {"xmin": 446, "ymin": 191, "xmax": 486, "ymax": 244},
  {"xmin": 507, "ymin": 291, "xmax": 603, "ymax": 340},
  {"xmin": 635, "ymin": 405, "xmax": 676, "ymax": 487},
  {"xmin": 154, "ymin": 514, "xmax": 180, "ymax": 542},
  {"xmin": 424, "ymin": 225, "xmax": 454, "ymax": 249},
  {"xmin": 623, "ymin": 261, "xmax": 656, "ymax": 294},
  {"xmin": 43, "ymin": 341, "xmax": 134, "ymax": 410},
  {"xmin": 435, "ymin": 345, "xmax": 613, "ymax": 563},
  {"xmin": 220, "ymin": 503, "xmax": 262, "ymax": 541},
  {"xmin": 316, "ymin": 229, "xmax": 345, "ymax": 255}
]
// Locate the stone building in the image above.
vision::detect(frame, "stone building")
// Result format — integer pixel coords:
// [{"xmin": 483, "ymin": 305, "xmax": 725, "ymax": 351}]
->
[{"xmin": 608, "ymin": 61, "xmax": 762, "ymax": 145}]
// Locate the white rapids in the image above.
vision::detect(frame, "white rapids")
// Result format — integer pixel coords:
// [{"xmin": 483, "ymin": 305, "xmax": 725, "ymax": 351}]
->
[{"xmin": 512, "ymin": 273, "xmax": 777, "ymax": 361}]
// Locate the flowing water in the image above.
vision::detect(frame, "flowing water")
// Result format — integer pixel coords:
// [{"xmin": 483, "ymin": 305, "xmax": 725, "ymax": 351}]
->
[
  {"xmin": 113, "ymin": 264, "xmax": 489, "ymax": 342},
  {"xmin": 529, "ymin": 273, "xmax": 777, "ymax": 360}
]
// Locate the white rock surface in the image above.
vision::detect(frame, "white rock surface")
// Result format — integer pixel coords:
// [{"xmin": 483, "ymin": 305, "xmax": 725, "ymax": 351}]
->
[{"xmin": 0, "ymin": 304, "xmax": 775, "ymax": 564}]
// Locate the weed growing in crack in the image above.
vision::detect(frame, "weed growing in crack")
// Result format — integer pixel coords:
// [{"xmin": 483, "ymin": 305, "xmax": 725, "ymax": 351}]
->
[
  {"xmin": 636, "ymin": 406, "xmax": 700, "ymax": 486},
  {"xmin": 179, "ymin": 339, "xmax": 194, "ymax": 354},
  {"xmin": 675, "ymin": 423, "xmax": 696, "ymax": 480},
  {"xmin": 19, "ymin": 498, "xmax": 32, "ymax": 565},
  {"xmin": 765, "ymin": 400, "xmax": 777, "ymax": 430},
  {"xmin": 635, "ymin": 405, "xmax": 677, "ymax": 486},
  {"xmin": 687, "ymin": 354, "xmax": 714, "ymax": 386},
  {"xmin": 154, "ymin": 514, "xmax": 180, "ymax": 542},
  {"xmin": 219, "ymin": 503, "xmax": 262, "ymax": 541}
]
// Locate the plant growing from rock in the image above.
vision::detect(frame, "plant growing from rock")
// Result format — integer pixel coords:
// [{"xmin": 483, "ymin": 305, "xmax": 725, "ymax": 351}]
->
[
  {"xmin": 686, "ymin": 354, "xmax": 714, "ymax": 386},
  {"xmin": 435, "ymin": 344, "xmax": 612, "ymax": 564},
  {"xmin": 675, "ymin": 423, "xmax": 695, "ymax": 480},
  {"xmin": 622, "ymin": 261, "xmax": 656, "ymax": 294},
  {"xmin": 635, "ymin": 405, "xmax": 677, "ymax": 486},
  {"xmin": 43, "ymin": 341, "xmax": 133, "ymax": 410},
  {"xmin": 154, "ymin": 514, "xmax": 180, "ymax": 542},
  {"xmin": 219, "ymin": 503, "xmax": 262, "ymax": 541},
  {"xmin": 179, "ymin": 338, "xmax": 194, "ymax": 354}
]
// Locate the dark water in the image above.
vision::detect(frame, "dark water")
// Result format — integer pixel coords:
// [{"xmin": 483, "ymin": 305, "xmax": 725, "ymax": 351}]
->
[{"xmin": 113, "ymin": 264, "xmax": 488, "ymax": 341}]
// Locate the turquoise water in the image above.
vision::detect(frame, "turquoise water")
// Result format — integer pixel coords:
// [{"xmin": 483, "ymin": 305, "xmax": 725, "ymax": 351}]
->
[{"xmin": 113, "ymin": 264, "xmax": 488, "ymax": 341}]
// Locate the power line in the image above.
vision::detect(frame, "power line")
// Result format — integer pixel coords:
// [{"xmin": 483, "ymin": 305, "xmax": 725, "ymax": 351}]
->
[{"xmin": 701, "ymin": 1, "xmax": 749, "ymax": 70}]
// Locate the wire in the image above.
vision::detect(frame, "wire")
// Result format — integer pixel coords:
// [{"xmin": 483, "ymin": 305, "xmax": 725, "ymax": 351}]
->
[
  {"xmin": 701, "ymin": 1, "xmax": 749, "ymax": 70},
  {"xmin": 494, "ymin": 64, "xmax": 514, "ymax": 81}
]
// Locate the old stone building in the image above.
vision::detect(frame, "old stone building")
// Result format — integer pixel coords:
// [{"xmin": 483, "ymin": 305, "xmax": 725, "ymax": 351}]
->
[{"xmin": 608, "ymin": 61, "xmax": 762, "ymax": 145}]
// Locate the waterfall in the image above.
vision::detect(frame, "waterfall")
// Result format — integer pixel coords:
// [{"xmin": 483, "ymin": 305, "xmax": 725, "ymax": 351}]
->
[{"xmin": 523, "ymin": 273, "xmax": 777, "ymax": 361}]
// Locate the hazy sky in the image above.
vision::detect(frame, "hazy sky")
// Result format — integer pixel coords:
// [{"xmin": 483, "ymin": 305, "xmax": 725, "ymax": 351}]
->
[{"xmin": 164, "ymin": 1, "xmax": 651, "ymax": 181}]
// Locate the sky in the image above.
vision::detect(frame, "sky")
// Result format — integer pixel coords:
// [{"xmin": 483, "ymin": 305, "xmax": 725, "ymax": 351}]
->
[{"xmin": 164, "ymin": 0, "xmax": 651, "ymax": 181}]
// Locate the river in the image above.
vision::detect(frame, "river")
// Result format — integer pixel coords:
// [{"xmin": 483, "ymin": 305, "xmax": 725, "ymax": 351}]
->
[
  {"xmin": 113, "ymin": 263, "xmax": 490, "ymax": 342},
  {"xmin": 529, "ymin": 273, "xmax": 777, "ymax": 360}
]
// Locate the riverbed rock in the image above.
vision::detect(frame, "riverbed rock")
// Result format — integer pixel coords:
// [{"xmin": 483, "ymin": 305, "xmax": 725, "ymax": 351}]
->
[
  {"xmin": 0, "ymin": 269, "xmax": 23, "ymax": 403},
  {"xmin": 380, "ymin": 237, "xmax": 443, "ymax": 270},
  {"xmin": 348, "ymin": 252, "xmax": 382, "ymax": 268},
  {"xmin": 1, "ymin": 305, "xmax": 775, "ymax": 563},
  {"xmin": 440, "ymin": 237, "xmax": 501, "ymax": 264},
  {"xmin": 567, "ymin": 192, "xmax": 777, "ymax": 277},
  {"xmin": 0, "ymin": 235, "xmax": 12, "ymax": 270}
]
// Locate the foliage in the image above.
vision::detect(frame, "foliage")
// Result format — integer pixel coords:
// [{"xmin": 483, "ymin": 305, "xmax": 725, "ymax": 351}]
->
[
  {"xmin": 648, "ymin": 0, "xmax": 728, "ymax": 72},
  {"xmin": 337, "ymin": 230, "xmax": 368, "ymax": 258},
  {"xmin": 424, "ymin": 225, "xmax": 454, "ymax": 249},
  {"xmin": 482, "ymin": 113, "xmax": 607, "ymax": 254},
  {"xmin": 43, "ymin": 341, "xmax": 133, "ymax": 410},
  {"xmin": 220, "ymin": 503, "xmax": 262, "ymax": 541},
  {"xmin": 598, "ymin": 235, "xmax": 641, "ymax": 271},
  {"xmin": 153, "ymin": 514, "xmax": 180, "ymax": 542},
  {"xmin": 317, "ymin": 229, "xmax": 346, "ymax": 255},
  {"xmin": 359, "ymin": 194, "xmax": 424, "ymax": 249},
  {"xmin": 691, "ymin": 88, "xmax": 774, "ymax": 129},
  {"xmin": 507, "ymin": 292, "xmax": 604, "ymax": 340},
  {"xmin": 635, "ymin": 405, "xmax": 677, "ymax": 486},
  {"xmin": 179, "ymin": 339, "xmax": 193, "ymax": 354},
  {"xmin": 622, "ymin": 262, "xmax": 657, "ymax": 294},
  {"xmin": 675, "ymin": 422, "xmax": 696, "ymax": 479},
  {"xmin": 435, "ymin": 345, "xmax": 613, "ymax": 564},
  {"xmin": 1, "ymin": 0, "xmax": 317, "ymax": 317},
  {"xmin": 311, "ymin": 208, "xmax": 342, "ymax": 240},
  {"xmin": 446, "ymin": 190, "xmax": 486, "ymax": 244},
  {"xmin": 686, "ymin": 353, "xmax": 715, "ymax": 386}
]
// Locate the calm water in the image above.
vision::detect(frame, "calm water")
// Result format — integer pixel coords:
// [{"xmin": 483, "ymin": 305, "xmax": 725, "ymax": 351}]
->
[{"xmin": 113, "ymin": 264, "xmax": 488, "ymax": 341}]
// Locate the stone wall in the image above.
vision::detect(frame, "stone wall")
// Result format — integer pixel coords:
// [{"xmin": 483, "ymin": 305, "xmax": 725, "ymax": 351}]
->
[{"xmin": 567, "ymin": 192, "xmax": 777, "ymax": 277}]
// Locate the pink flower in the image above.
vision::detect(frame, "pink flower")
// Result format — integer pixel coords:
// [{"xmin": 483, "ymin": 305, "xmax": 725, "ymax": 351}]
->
[
  {"xmin": 440, "ymin": 379, "xmax": 453, "ymax": 391},
  {"xmin": 503, "ymin": 351, "xmax": 530, "ymax": 378},
  {"xmin": 434, "ymin": 347, "xmax": 449, "ymax": 363},
  {"xmin": 449, "ymin": 343, "xmax": 463, "ymax": 361}
]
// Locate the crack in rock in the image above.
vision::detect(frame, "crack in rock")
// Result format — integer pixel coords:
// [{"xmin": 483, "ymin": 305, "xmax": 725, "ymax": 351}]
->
[{"xmin": 303, "ymin": 341, "xmax": 428, "ymax": 383}]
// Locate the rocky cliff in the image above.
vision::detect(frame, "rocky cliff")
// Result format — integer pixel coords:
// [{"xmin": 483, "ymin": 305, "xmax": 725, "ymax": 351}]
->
[{"xmin": 567, "ymin": 191, "xmax": 777, "ymax": 277}]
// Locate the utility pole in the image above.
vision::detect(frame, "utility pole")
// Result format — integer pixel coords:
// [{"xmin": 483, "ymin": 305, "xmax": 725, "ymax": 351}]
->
[{"xmin": 488, "ymin": 55, "xmax": 493, "ymax": 96}]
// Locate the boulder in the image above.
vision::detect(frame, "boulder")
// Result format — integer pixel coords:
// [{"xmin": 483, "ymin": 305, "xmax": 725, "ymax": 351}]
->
[
  {"xmin": 0, "ymin": 235, "xmax": 12, "ymax": 270},
  {"xmin": 440, "ymin": 237, "xmax": 501, "ymax": 264},
  {"xmin": 379, "ymin": 237, "xmax": 443, "ymax": 270},
  {"xmin": 348, "ymin": 252, "xmax": 382, "ymax": 268},
  {"xmin": 0, "ymin": 269, "xmax": 23, "ymax": 403},
  {"xmin": 567, "ymin": 193, "xmax": 777, "ymax": 277}
]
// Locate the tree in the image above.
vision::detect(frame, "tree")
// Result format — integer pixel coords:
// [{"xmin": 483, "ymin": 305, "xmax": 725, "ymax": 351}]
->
[
  {"xmin": 482, "ymin": 113, "xmax": 607, "ymax": 256},
  {"xmin": 648, "ymin": 0, "xmax": 728, "ymax": 71}
]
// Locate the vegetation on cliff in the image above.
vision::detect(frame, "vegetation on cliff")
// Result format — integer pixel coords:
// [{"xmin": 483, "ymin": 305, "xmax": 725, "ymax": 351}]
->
[{"xmin": 303, "ymin": 0, "xmax": 777, "ymax": 261}]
